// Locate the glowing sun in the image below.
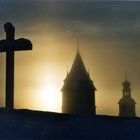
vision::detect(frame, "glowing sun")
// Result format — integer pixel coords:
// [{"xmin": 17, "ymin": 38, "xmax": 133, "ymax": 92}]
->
[{"xmin": 37, "ymin": 84, "xmax": 61, "ymax": 112}]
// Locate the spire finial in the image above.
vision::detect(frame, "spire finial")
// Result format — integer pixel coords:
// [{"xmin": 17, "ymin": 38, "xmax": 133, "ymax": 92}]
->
[
  {"xmin": 77, "ymin": 38, "xmax": 79, "ymax": 53},
  {"xmin": 125, "ymin": 71, "xmax": 127, "ymax": 81}
]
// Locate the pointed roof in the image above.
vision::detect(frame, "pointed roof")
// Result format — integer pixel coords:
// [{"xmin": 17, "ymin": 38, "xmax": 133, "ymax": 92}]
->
[
  {"xmin": 67, "ymin": 49, "xmax": 90, "ymax": 81},
  {"xmin": 62, "ymin": 49, "xmax": 96, "ymax": 91}
]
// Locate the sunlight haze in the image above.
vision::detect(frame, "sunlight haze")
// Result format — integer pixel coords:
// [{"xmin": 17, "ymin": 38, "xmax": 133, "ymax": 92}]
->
[{"xmin": 0, "ymin": 1, "xmax": 140, "ymax": 116}]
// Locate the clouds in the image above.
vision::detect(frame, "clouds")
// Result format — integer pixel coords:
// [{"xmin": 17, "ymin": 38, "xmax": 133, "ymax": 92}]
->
[
  {"xmin": 3, "ymin": 1, "xmax": 139, "ymax": 44},
  {"xmin": 1, "ymin": 1, "xmax": 140, "ymax": 25}
]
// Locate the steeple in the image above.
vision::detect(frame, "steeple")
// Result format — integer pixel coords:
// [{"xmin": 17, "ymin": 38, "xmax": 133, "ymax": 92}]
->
[
  {"xmin": 125, "ymin": 71, "xmax": 127, "ymax": 81},
  {"xmin": 118, "ymin": 75, "xmax": 136, "ymax": 117},
  {"xmin": 63, "ymin": 49, "xmax": 96, "ymax": 91},
  {"xmin": 67, "ymin": 49, "xmax": 92, "ymax": 81},
  {"xmin": 61, "ymin": 49, "xmax": 96, "ymax": 115},
  {"xmin": 122, "ymin": 74, "xmax": 131, "ymax": 97},
  {"xmin": 77, "ymin": 38, "xmax": 79, "ymax": 52}
]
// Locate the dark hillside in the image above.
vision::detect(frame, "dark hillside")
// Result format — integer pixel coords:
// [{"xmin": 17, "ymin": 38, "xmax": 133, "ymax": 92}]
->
[{"xmin": 0, "ymin": 109, "xmax": 139, "ymax": 140}]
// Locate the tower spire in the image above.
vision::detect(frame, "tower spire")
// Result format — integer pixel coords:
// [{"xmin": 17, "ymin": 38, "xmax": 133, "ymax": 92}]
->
[
  {"xmin": 76, "ymin": 38, "xmax": 79, "ymax": 53},
  {"xmin": 125, "ymin": 71, "xmax": 127, "ymax": 81}
]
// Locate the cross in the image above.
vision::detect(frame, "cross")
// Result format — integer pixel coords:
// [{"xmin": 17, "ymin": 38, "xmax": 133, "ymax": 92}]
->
[{"xmin": 0, "ymin": 23, "xmax": 32, "ymax": 110}]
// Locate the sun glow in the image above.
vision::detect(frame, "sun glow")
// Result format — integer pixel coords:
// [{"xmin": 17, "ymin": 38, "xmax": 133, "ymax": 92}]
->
[{"xmin": 37, "ymin": 84, "xmax": 61, "ymax": 112}]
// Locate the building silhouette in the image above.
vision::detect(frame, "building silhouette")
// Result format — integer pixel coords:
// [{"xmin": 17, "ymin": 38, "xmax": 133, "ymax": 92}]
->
[
  {"xmin": 118, "ymin": 76, "xmax": 136, "ymax": 117},
  {"xmin": 61, "ymin": 49, "xmax": 96, "ymax": 114}
]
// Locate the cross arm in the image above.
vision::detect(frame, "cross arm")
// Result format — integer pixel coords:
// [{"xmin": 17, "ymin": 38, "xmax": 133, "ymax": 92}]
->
[
  {"xmin": 0, "ymin": 38, "xmax": 32, "ymax": 52},
  {"xmin": 14, "ymin": 38, "xmax": 32, "ymax": 51}
]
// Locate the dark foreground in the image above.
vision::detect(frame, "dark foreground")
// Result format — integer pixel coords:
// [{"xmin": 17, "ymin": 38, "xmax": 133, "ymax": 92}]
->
[{"xmin": 0, "ymin": 109, "xmax": 140, "ymax": 140}]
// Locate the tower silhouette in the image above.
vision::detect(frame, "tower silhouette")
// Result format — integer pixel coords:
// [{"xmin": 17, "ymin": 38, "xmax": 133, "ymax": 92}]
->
[
  {"xmin": 61, "ymin": 49, "xmax": 96, "ymax": 114},
  {"xmin": 118, "ymin": 75, "xmax": 136, "ymax": 117}
]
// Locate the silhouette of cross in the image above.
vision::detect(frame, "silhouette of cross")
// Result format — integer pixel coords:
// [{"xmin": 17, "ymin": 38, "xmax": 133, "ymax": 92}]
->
[{"xmin": 0, "ymin": 23, "xmax": 32, "ymax": 110}]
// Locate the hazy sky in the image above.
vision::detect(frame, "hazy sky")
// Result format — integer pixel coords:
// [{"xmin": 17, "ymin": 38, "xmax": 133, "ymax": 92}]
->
[{"xmin": 0, "ymin": 0, "xmax": 140, "ymax": 116}]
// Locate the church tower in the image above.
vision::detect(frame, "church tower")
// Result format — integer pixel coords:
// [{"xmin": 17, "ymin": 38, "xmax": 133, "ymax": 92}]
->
[
  {"xmin": 118, "ymin": 75, "xmax": 136, "ymax": 117},
  {"xmin": 61, "ymin": 49, "xmax": 96, "ymax": 115}
]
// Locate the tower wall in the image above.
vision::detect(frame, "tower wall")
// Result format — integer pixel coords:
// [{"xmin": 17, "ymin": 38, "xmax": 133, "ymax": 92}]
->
[
  {"xmin": 62, "ymin": 90, "xmax": 96, "ymax": 114},
  {"xmin": 119, "ymin": 101, "xmax": 136, "ymax": 117}
]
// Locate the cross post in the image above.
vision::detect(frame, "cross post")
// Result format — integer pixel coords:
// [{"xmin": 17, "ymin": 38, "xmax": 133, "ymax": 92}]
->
[{"xmin": 0, "ymin": 23, "xmax": 32, "ymax": 110}]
